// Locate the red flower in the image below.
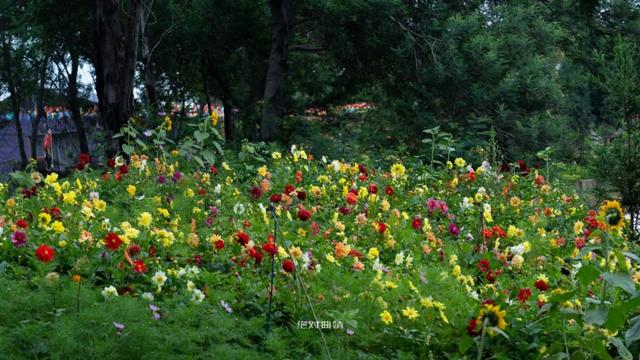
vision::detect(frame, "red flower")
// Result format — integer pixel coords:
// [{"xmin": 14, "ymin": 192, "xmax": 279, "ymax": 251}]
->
[
  {"xmin": 104, "ymin": 232, "xmax": 122, "ymax": 251},
  {"xmin": 348, "ymin": 249, "xmax": 363, "ymax": 258},
  {"xmin": 249, "ymin": 186, "xmax": 263, "ymax": 199},
  {"xmin": 477, "ymin": 260, "xmax": 491, "ymax": 273},
  {"xmin": 282, "ymin": 259, "xmax": 295, "ymax": 273},
  {"xmin": 119, "ymin": 164, "xmax": 129, "ymax": 174},
  {"xmin": 535, "ymin": 279, "xmax": 549, "ymax": 291},
  {"xmin": 236, "ymin": 231, "xmax": 250, "ymax": 246},
  {"xmin": 535, "ymin": 175, "xmax": 545, "ymax": 186},
  {"xmin": 368, "ymin": 183, "xmax": 378, "ymax": 194},
  {"xmin": 297, "ymin": 191, "xmax": 307, "ymax": 201},
  {"xmin": 284, "ymin": 184, "xmax": 295, "ymax": 195},
  {"xmin": 210, "ymin": 165, "xmax": 218, "ymax": 174},
  {"xmin": 339, "ymin": 206, "xmax": 350, "ymax": 215},
  {"xmin": 467, "ymin": 318, "xmax": 480, "ymax": 336},
  {"xmin": 485, "ymin": 270, "xmax": 496, "ymax": 283},
  {"xmin": 295, "ymin": 170, "xmax": 303, "ymax": 183},
  {"xmin": 358, "ymin": 163, "xmax": 368, "ymax": 175},
  {"xmin": 345, "ymin": 192, "xmax": 358, "ymax": 205},
  {"xmin": 107, "ymin": 158, "xmax": 116, "ymax": 168},
  {"xmin": 385, "ymin": 185, "xmax": 394, "ymax": 196},
  {"xmin": 575, "ymin": 237, "xmax": 586, "ymax": 250},
  {"xmin": 411, "ymin": 217, "xmax": 422, "ymax": 230},
  {"xmin": 35, "ymin": 244, "xmax": 55, "ymax": 262},
  {"xmin": 377, "ymin": 222, "xmax": 387, "ymax": 233},
  {"xmin": 517, "ymin": 288, "xmax": 532, "ymax": 303},
  {"xmin": 252, "ymin": 249, "xmax": 264, "ymax": 264},
  {"xmin": 298, "ymin": 208, "xmax": 312, "ymax": 221},
  {"xmin": 16, "ymin": 219, "xmax": 28, "ymax": 228},
  {"xmin": 262, "ymin": 242, "xmax": 277, "ymax": 255},
  {"xmin": 133, "ymin": 260, "xmax": 147, "ymax": 273},
  {"xmin": 127, "ymin": 244, "xmax": 141, "ymax": 257},
  {"xmin": 214, "ymin": 239, "xmax": 225, "ymax": 250},
  {"xmin": 270, "ymin": 194, "xmax": 282, "ymax": 203}
]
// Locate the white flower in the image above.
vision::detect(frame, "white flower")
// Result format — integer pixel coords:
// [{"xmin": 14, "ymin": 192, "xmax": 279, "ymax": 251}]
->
[
  {"xmin": 301, "ymin": 252, "xmax": 311, "ymax": 269},
  {"xmin": 214, "ymin": 184, "xmax": 222, "ymax": 194},
  {"xmin": 191, "ymin": 289, "xmax": 205, "ymax": 303},
  {"xmin": 477, "ymin": 187, "xmax": 487, "ymax": 195},
  {"xmin": 89, "ymin": 191, "xmax": 100, "ymax": 200},
  {"xmin": 152, "ymin": 271, "xmax": 167, "ymax": 288},
  {"xmin": 186, "ymin": 280, "xmax": 196, "ymax": 292},
  {"xmin": 331, "ymin": 160, "xmax": 341, "ymax": 172},
  {"xmin": 394, "ymin": 252, "xmax": 405, "ymax": 266},
  {"xmin": 187, "ymin": 265, "xmax": 200, "ymax": 278},
  {"xmin": 233, "ymin": 203, "xmax": 245, "ymax": 215},
  {"xmin": 510, "ymin": 244, "xmax": 525, "ymax": 256},
  {"xmin": 101, "ymin": 285, "xmax": 119, "ymax": 298},
  {"xmin": 142, "ymin": 292, "xmax": 155, "ymax": 301},
  {"xmin": 461, "ymin": 197, "xmax": 473, "ymax": 210}
]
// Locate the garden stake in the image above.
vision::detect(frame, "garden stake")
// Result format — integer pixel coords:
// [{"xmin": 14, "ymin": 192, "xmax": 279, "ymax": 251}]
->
[{"xmin": 271, "ymin": 207, "xmax": 333, "ymax": 360}]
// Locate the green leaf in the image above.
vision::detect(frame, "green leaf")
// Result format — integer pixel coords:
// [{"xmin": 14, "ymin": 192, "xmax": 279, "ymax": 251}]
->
[
  {"xmin": 550, "ymin": 290, "xmax": 576, "ymax": 303},
  {"xmin": 623, "ymin": 252, "xmax": 640, "ymax": 264},
  {"xmin": 121, "ymin": 144, "xmax": 134, "ymax": 155},
  {"xmin": 458, "ymin": 336, "xmax": 473, "ymax": 353},
  {"xmin": 213, "ymin": 141, "xmax": 224, "ymax": 155},
  {"xmin": 609, "ymin": 337, "xmax": 632, "ymax": 360},
  {"xmin": 625, "ymin": 317, "xmax": 640, "ymax": 345},
  {"xmin": 201, "ymin": 151, "xmax": 216, "ymax": 165},
  {"xmin": 192, "ymin": 155, "xmax": 204, "ymax": 168},
  {"xmin": 194, "ymin": 130, "xmax": 209, "ymax": 143},
  {"xmin": 605, "ymin": 305, "xmax": 625, "ymax": 331},
  {"xmin": 584, "ymin": 307, "xmax": 607, "ymax": 325},
  {"xmin": 589, "ymin": 339, "xmax": 613, "ymax": 360},
  {"xmin": 135, "ymin": 138, "xmax": 147, "ymax": 149},
  {"xmin": 577, "ymin": 264, "xmax": 600, "ymax": 286},
  {"xmin": 602, "ymin": 272, "xmax": 637, "ymax": 296}
]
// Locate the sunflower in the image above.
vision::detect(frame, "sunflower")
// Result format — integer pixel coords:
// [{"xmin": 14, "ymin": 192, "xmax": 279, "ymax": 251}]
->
[
  {"xmin": 599, "ymin": 200, "xmax": 625, "ymax": 233},
  {"xmin": 476, "ymin": 304, "xmax": 507, "ymax": 333}
]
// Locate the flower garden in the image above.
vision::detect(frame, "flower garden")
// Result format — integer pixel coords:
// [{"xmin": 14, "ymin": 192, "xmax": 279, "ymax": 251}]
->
[{"xmin": 1, "ymin": 143, "xmax": 639, "ymax": 359}]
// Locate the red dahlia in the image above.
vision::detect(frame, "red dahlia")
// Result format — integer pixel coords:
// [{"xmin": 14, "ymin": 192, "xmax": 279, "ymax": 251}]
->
[
  {"xmin": 35, "ymin": 244, "xmax": 55, "ymax": 262},
  {"xmin": 104, "ymin": 232, "xmax": 122, "ymax": 251},
  {"xmin": 282, "ymin": 259, "xmax": 295, "ymax": 273},
  {"xmin": 297, "ymin": 209, "xmax": 312, "ymax": 221}
]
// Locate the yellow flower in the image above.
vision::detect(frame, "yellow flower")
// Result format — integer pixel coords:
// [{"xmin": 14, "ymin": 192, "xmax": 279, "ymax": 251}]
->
[
  {"xmin": 51, "ymin": 221, "xmax": 65, "ymax": 234},
  {"xmin": 44, "ymin": 173, "xmax": 59, "ymax": 185},
  {"xmin": 138, "ymin": 212, "xmax": 153, "ymax": 228},
  {"xmin": 38, "ymin": 212, "xmax": 52, "ymax": 225},
  {"xmin": 390, "ymin": 163, "xmax": 406, "ymax": 178},
  {"xmin": 401, "ymin": 306, "xmax": 420, "ymax": 320},
  {"xmin": 289, "ymin": 246, "xmax": 303, "ymax": 259},
  {"xmin": 599, "ymin": 200, "xmax": 625, "ymax": 233},
  {"xmin": 163, "ymin": 116, "xmax": 172, "ymax": 131},
  {"xmin": 454, "ymin": 157, "xmax": 466, "ymax": 168},
  {"xmin": 367, "ymin": 247, "xmax": 380, "ymax": 260},
  {"xmin": 271, "ymin": 152, "xmax": 282, "ymax": 160},
  {"xmin": 93, "ymin": 199, "xmax": 107, "ymax": 212},
  {"xmin": 62, "ymin": 191, "xmax": 77, "ymax": 205},
  {"xmin": 380, "ymin": 310, "xmax": 393, "ymax": 325},
  {"xmin": 420, "ymin": 297, "xmax": 434, "ymax": 308},
  {"xmin": 211, "ymin": 111, "xmax": 218, "ymax": 126},
  {"xmin": 257, "ymin": 165, "xmax": 268, "ymax": 177},
  {"xmin": 477, "ymin": 304, "xmax": 507, "ymax": 331},
  {"xmin": 157, "ymin": 208, "xmax": 170, "ymax": 218},
  {"xmin": 127, "ymin": 185, "xmax": 136, "ymax": 197},
  {"xmin": 446, "ymin": 161, "xmax": 453, "ymax": 169}
]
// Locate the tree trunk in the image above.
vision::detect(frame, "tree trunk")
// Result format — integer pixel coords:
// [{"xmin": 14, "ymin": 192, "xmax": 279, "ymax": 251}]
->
[
  {"xmin": 261, "ymin": 0, "xmax": 292, "ymax": 142},
  {"xmin": 1, "ymin": 38, "xmax": 27, "ymax": 167},
  {"xmin": 223, "ymin": 101, "xmax": 234, "ymax": 143},
  {"xmin": 69, "ymin": 49, "xmax": 90, "ymax": 154},
  {"xmin": 140, "ymin": 9, "xmax": 158, "ymax": 109},
  {"xmin": 32, "ymin": 54, "xmax": 49, "ymax": 161},
  {"xmin": 201, "ymin": 59, "xmax": 211, "ymax": 116},
  {"xmin": 95, "ymin": 0, "xmax": 142, "ymax": 156}
]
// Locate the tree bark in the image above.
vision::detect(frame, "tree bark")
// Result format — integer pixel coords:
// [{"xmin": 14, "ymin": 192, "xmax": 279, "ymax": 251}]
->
[
  {"xmin": 261, "ymin": 0, "xmax": 292, "ymax": 142},
  {"xmin": 140, "ymin": 8, "xmax": 159, "ymax": 109},
  {"xmin": 95, "ymin": 0, "xmax": 142, "ymax": 156},
  {"xmin": 223, "ymin": 101, "xmax": 234, "ymax": 143},
  {"xmin": 68, "ymin": 49, "xmax": 90, "ymax": 154},
  {"xmin": 32, "ymin": 54, "xmax": 49, "ymax": 161},
  {"xmin": 1, "ymin": 37, "xmax": 27, "ymax": 167}
]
